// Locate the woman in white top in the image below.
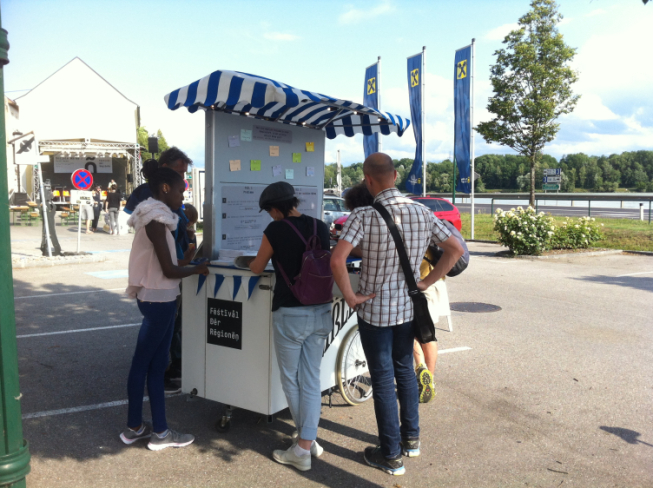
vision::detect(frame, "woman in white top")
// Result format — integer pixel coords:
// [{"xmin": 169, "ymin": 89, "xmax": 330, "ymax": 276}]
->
[{"xmin": 119, "ymin": 164, "xmax": 208, "ymax": 451}]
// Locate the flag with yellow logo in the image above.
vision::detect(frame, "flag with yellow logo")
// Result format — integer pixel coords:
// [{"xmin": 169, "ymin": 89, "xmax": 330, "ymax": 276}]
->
[
  {"xmin": 406, "ymin": 51, "xmax": 424, "ymax": 195},
  {"xmin": 454, "ymin": 45, "xmax": 472, "ymax": 193},
  {"xmin": 363, "ymin": 61, "xmax": 379, "ymax": 159}
]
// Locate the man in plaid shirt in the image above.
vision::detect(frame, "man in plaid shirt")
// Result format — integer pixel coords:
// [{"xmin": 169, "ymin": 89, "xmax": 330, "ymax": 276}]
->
[{"xmin": 331, "ymin": 153, "xmax": 464, "ymax": 476}]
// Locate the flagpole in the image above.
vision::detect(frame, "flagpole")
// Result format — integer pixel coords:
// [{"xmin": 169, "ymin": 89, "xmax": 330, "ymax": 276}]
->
[
  {"xmin": 337, "ymin": 149, "xmax": 341, "ymax": 194},
  {"xmin": 421, "ymin": 46, "xmax": 426, "ymax": 197},
  {"xmin": 377, "ymin": 56, "xmax": 382, "ymax": 154},
  {"xmin": 470, "ymin": 38, "xmax": 476, "ymax": 239}
]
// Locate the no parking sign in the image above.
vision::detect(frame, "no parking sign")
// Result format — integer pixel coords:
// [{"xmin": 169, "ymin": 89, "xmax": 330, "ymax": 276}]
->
[{"xmin": 71, "ymin": 168, "xmax": 93, "ymax": 190}]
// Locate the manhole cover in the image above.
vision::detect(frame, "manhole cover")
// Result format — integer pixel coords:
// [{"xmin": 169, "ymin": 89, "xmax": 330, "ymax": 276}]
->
[{"xmin": 450, "ymin": 302, "xmax": 502, "ymax": 313}]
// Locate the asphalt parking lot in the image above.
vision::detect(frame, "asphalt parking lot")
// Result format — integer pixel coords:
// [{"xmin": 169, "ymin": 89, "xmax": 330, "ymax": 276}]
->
[{"xmin": 10, "ymin": 224, "xmax": 653, "ymax": 488}]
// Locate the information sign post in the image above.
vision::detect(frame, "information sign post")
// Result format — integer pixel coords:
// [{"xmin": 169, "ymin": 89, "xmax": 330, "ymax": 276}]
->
[{"xmin": 71, "ymin": 169, "xmax": 94, "ymax": 253}]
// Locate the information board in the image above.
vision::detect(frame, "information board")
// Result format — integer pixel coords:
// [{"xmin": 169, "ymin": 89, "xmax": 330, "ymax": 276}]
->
[{"xmin": 220, "ymin": 184, "xmax": 319, "ymax": 251}]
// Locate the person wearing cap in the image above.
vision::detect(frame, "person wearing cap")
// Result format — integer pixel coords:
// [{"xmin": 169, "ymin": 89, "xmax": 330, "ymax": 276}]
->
[{"xmin": 247, "ymin": 181, "xmax": 332, "ymax": 472}]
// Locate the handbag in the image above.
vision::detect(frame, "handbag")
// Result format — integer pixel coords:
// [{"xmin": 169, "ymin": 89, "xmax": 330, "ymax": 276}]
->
[{"xmin": 372, "ymin": 202, "xmax": 436, "ymax": 344}]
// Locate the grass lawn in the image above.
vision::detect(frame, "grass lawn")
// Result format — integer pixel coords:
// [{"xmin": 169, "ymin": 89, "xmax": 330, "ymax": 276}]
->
[{"xmin": 461, "ymin": 213, "xmax": 653, "ymax": 252}]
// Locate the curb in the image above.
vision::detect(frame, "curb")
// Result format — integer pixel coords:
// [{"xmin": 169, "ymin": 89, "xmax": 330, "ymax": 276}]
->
[
  {"xmin": 467, "ymin": 239, "xmax": 500, "ymax": 244},
  {"xmin": 12, "ymin": 253, "xmax": 107, "ymax": 269},
  {"xmin": 623, "ymin": 250, "xmax": 653, "ymax": 257},
  {"xmin": 513, "ymin": 249, "xmax": 623, "ymax": 260}
]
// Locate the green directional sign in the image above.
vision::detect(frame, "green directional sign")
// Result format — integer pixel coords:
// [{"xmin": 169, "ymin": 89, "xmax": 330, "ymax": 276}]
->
[{"xmin": 543, "ymin": 183, "xmax": 560, "ymax": 191}]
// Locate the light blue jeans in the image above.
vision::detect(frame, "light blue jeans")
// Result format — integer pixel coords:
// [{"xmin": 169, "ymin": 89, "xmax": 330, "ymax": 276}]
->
[{"xmin": 272, "ymin": 303, "xmax": 332, "ymax": 441}]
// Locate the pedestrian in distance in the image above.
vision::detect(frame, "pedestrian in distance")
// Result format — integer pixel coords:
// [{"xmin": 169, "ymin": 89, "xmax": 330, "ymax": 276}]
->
[
  {"xmin": 330, "ymin": 153, "xmax": 463, "ymax": 476},
  {"xmin": 120, "ymin": 165, "xmax": 208, "ymax": 451},
  {"xmin": 90, "ymin": 185, "xmax": 102, "ymax": 233},
  {"xmin": 105, "ymin": 184, "xmax": 122, "ymax": 235},
  {"xmin": 248, "ymin": 181, "xmax": 333, "ymax": 472}
]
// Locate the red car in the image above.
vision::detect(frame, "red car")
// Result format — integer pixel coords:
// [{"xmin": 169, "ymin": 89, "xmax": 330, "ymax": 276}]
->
[
  {"xmin": 331, "ymin": 196, "xmax": 461, "ymax": 239},
  {"xmin": 409, "ymin": 196, "xmax": 462, "ymax": 231}
]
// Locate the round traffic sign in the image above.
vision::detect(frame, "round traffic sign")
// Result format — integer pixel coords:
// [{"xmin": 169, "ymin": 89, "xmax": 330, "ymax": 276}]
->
[
  {"xmin": 184, "ymin": 179, "xmax": 189, "ymax": 191},
  {"xmin": 71, "ymin": 168, "xmax": 93, "ymax": 190}
]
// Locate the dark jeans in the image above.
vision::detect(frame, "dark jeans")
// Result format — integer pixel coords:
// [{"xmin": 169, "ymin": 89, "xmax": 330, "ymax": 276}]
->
[
  {"xmin": 169, "ymin": 296, "xmax": 182, "ymax": 370},
  {"xmin": 358, "ymin": 316, "xmax": 419, "ymax": 458},
  {"xmin": 127, "ymin": 299, "xmax": 177, "ymax": 433},
  {"xmin": 91, "ymin": 205, "xmax": 101, "ymax": 230}
]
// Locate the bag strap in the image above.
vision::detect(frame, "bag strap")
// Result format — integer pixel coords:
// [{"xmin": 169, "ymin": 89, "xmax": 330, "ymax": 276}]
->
[
  {"xmin": 276, "ymin": 217, "xmax": 319, "ymax": 288},
  {"xmin": 282, "ymin": 218, "xmax": 309, "ymax": 246},
  {"xmin": 372, "ymin": 202, "xmax": 419, "ymax": 295}
]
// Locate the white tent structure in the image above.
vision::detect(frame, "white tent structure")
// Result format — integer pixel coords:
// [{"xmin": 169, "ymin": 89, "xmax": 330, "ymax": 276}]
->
[{"xmin": 15, "ymin": 57, "xmax": 141, "ymax": 196}]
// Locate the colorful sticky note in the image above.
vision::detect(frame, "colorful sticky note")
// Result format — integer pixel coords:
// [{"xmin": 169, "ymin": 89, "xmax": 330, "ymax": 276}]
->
[
  {"xmin": 250, "ymin": 160, "xmax": 261, "ymax": 171},
  {"xmin": 305, "ymin": 142, "xmax": 314, "ymax": 152},
  {"xmin": 272, "ymin": 165, "xmax": 282, "ymax": 177},
  {"xmin": 270, "ymin": 146, "xmax": 280, "ymax": 157},
  {"xmin": 228, "ymin": 135, "xmax": 240, "ymax": 148},
  {"xmin": 229, "ymin": 160, "xmax": 241, "ymax": 171},
  {"xmin": 240, "ymin": 129, "xmax": 252, "ymax": 142},
  {"xmin": 285, "ymin": 169, "xmax": 294, "ymax": 179},
  {"xmin": 306, "ymin": 166, "xmax": 315, "ymax": 177},
  {"xmin": 292, "ymin": 153, "xmax": 302, "ymax": 163}
]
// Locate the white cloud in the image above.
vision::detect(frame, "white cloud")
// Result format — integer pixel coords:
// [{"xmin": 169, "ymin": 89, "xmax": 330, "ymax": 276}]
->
[
  {"xmin": 339, "ymin": 1, "xmax": 393, "ymax": 25},
  {"xmin": 485, "ymin": 23, "xmax": 519, "ymax": 41},
  {"xmin": 263, "ymin": 32, "xmax": 300, "ymax": 42},
  {"xmin": 569, "ymin": 93, "xmax": 618, "ymax": 121}
]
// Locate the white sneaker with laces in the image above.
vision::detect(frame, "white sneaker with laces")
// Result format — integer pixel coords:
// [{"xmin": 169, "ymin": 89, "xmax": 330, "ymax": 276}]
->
[{"xmin": 272, "ymin": 445, "xmax": 311, "ymax": 471}]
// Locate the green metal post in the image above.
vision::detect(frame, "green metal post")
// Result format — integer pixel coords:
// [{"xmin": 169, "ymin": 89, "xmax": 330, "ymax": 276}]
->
[
  {"xmin": 588, "ymin": 200, "xmax": 591, "ymax": 217},
  {"xmin": 0, "ymin": 10, "xmax": 31, "ymax": 488},
  {"xmin": 649, "ymin": 200, "xmax": 651, "ymax": 225},
  {"xmin": 490, "ymin": 198, "xmax": 494, "ymax": 215}
]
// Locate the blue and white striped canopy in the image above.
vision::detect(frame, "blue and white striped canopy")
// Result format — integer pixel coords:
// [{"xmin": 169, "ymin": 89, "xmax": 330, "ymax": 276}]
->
[{"xmin": 164, "ymin": 70, "xmax": 410, "ymax": 140}]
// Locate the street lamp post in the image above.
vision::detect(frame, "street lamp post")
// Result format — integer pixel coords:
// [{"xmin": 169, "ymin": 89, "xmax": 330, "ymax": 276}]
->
[{"xmin": 0, "ymin": 9, "xmax": 31, "ymax": 488}]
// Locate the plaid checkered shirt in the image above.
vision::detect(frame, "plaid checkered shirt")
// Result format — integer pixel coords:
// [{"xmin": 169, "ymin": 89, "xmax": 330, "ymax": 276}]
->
[{"xmin": 339, "ymin": 188, "xmax": 451, "ymax": 327}]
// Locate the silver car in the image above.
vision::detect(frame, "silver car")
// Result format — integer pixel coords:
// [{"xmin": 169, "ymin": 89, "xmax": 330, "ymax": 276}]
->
[{"xmin": 322, "ymin": 195, "xmax": 349, "ymax": 226}]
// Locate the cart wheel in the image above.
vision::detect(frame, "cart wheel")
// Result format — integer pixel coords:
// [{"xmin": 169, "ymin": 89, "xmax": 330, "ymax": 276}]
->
[
  {"xmin": 336, "ymin": 325, "xmax": 373, "ymax": 405},
  {"xmin": 215, "ymin": 415, "xmax": 231, "ymax": 433}
]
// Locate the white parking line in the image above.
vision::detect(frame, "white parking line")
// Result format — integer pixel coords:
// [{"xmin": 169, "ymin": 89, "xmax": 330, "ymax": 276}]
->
[
  {"xmin": 17, "ymin": 323, "xmax": 140, "ymax": 339},
  {"xmin": 22, "ymin": 394, "xmax": 181, "ymax": 420},
  {"xmin": 14, "ymin": 288, "xmax": 124, "ymax": 300},
  {"xmin": 616, "ymin": 271, "xmax": 653, "ymax": 277},
  {"xmin": 439, "ymin": 346, "xmax": 472, "ymax": 354}
]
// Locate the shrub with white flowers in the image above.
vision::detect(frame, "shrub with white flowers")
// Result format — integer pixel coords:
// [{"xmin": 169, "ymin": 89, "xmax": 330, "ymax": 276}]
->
[
  {"xmin": 494, "ymin": 206, "xmax": 554, "ymax": 255},
  {"xmin": 549, "ymin": 216, "xmax": 603, "ymax": 250}
]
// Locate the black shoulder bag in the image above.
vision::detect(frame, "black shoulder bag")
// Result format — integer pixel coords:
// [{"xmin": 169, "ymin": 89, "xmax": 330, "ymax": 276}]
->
[{"xmin": 372, "ymin": 202, "xmax": 436, "ymax": 344}]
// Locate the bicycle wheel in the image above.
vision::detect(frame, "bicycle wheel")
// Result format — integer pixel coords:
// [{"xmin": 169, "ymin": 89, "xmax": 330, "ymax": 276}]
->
[{"xmin": 336, "ymin": 325, "xmax": 373, "ymax": 405}]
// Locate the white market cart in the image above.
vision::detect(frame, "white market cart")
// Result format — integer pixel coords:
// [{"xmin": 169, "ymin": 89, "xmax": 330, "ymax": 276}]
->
[{"xmin": 164, "ymin": 70, "xmax": 411, "ymax": 430}]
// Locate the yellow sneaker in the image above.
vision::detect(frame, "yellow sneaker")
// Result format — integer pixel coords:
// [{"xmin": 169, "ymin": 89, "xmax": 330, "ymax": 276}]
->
[{"xmin": 416, "ymin": 364, "xmax": 435, "ymax": 404}]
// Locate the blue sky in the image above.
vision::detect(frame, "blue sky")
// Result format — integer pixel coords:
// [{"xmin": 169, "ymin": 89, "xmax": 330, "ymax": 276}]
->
[{"xmin": 4, "ymin": 0, "xmax": 652, "ymax": 167}]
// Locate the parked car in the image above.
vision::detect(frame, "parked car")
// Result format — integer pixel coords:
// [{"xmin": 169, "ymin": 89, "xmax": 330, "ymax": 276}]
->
[
  {"xmin": 331, "ymin": 196, "xmax": 462, "ymax": 240},
  {"xmin": 409, "ymin": 196, "xmax": 462, "ymax": 231},
  {"xmin": 322, "ymin": 195, "xmax": 349, "ymax": 226}
]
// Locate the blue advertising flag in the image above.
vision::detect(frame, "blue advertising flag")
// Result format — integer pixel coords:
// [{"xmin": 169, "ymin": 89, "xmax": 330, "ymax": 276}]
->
[
  {"xmin": 363, "ymin": 62, "xmax": 379, "ymax": 159},
  {"xmin": 406, "ymin": 52, "xmax": 423, "ymax": 195},
  {"xmin": 454, "ymin": 45, "xmax": 472, "ymax": 194}
]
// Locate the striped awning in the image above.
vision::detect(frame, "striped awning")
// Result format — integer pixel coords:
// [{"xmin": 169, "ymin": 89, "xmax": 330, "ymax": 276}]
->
[{"xmin": 164, "ymin": 70, "xmax": 410, "ymax": 140}]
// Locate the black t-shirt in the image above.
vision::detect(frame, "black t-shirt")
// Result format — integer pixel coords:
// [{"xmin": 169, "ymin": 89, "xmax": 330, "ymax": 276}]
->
[
  {"xmin": 263, "ymin": 215, "xmax": 330, "ymax": 311},
  {"xmin": 106, "ymin": 192, "xmax": 122, "ymax": 209}
]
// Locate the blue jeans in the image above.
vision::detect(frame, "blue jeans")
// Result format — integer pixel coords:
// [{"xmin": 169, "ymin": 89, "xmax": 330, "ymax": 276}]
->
[
  {"xmin": 357, "ymin": 316, "xmax": 420, "ymax": 458},
  {"xmin": 272, "ymin": 304, "xmax": 332, "ymax": 441},
  {"xmin": 127, "ymin": 299, "xmax": 177, "ymax": 433}
]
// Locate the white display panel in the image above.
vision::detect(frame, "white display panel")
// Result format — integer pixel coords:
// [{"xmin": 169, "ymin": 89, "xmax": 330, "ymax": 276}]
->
[
  {"xmin": 220, "ymin": 184, "xmax": 318, "ymax": 251},
  {"xmin": 206, "ymin": 111, "xmax": 326, "ymax": 257}
]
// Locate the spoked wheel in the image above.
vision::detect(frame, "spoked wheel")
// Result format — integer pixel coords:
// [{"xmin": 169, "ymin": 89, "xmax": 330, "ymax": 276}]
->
[{"xmin": 336, "ymin": 325, "xmax": 373, "ymax": 405}]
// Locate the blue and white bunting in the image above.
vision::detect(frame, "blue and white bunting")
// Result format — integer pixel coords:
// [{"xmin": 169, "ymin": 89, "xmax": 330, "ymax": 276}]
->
[
  {"xmin": 232, "ymin": 276, "xmax": 242, "ymax": 301},
  {"xmin": 247, "ymin": 276, "xmax": 261, "ymax": 300},
  {"xmin": 213, "ymin": 274, "xmax": 225, "ymax": 298},
  {"xmin": 164, "ymin": 70, "xmax": 410, "ymax": 140},
  {"xmin": 196, "ymin": 274, "xmax": 207, "ymax": 295}
]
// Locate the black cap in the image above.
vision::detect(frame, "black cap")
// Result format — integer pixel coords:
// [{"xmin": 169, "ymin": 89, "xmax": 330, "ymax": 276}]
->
[{"xmin": 259, "ymin": 181, "xmax": 296, "ymax": 212}]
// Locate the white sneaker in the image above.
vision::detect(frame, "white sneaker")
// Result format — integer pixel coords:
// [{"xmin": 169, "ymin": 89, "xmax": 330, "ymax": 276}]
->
[
  {"xmin": 272, "ymin": 445, "xmax": 311, "ymax": 471},
  {"xmin": 291, "ymin": 431, "xmax": 324, "ymax": 457}
]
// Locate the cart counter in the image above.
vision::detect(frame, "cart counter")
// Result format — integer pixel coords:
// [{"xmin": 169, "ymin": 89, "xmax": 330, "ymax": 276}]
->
[{"xmin": 181, "ymin": 264, "xmax": 366, "ymax": 416}]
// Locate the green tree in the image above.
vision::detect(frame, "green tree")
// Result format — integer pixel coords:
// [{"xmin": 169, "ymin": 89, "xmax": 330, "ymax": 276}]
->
[
  {"xmin": 476, "ymin": 0, "xmax": 579, "ymax": 206},
  {"xmin": 138, "ymin": 126, "xmax": 171, "ymax": 160}
]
